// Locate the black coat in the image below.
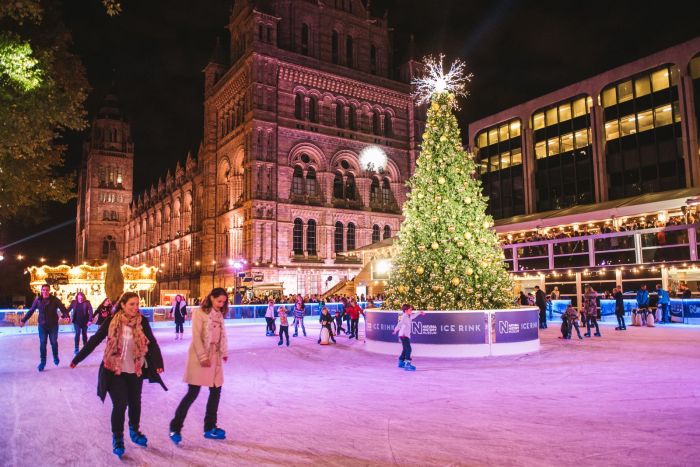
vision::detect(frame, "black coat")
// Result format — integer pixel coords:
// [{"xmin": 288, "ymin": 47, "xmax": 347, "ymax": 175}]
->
[
  {"xmin": 72, "ymin": 315, "xmax": 167, "ymax": 401},
  {"xmin": 535, "ymin": 290, "xmax": 547, "ymax": 308}
]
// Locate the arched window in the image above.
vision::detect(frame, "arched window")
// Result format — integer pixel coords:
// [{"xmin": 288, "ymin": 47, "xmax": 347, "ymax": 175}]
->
[
  {"xmin": 307, "ymin": 220, "xmax": 316, "ymax": 255},
  {"xmin": 372, "ymin": 224, "xmax": 380, "ymax": 243},
  {"xmin": 383, "ymin": 225, "xmax": 391, "ymax": 240},
  {"xmin": 293, "ymin": 218, "xmax": 304, "ymax": 255},
  {"xmin": 370, "ymin": 45, "xmax": 377, "ymax": 74},
  {"xmin": 372, "ymin": 111, "xmax": 380, "ymax": 135},
  {"xmin": 336, "ymin": 103, "xmax": 344, "ymax": 128},
  {"xmin": 102, "ymin": 235, "xmax": 117, "ymax": 257},
  {"xmin": 370, "ymin": 177, "xmax": 380, "ymax": 203},
  {"xmin": 345, "ymin": 173, "xmax": 356, "ymax": 200},
  {"xmin": 292, "ymin": 166, "xmax": 304, "ymax": 196},
  {"xmin": 347, "ymin": 222, "xmax": 356, "ymax": 251},
  {"xmin": 346, "ymin": 36, "xmax": 353, "ymax": 67},
  {"xmin": 348, "ymin": 106, "xmax": 357, "ymax": 130},
  {"xmin": 384, "ymin": 112, "xmax": 392, "ymax": 137},
  {"xmin": 301, "ymin": 24, "xmax": 309, "ymax": 55},
  {"xmin": 331, "ymin": 30, "xmax": 339, "ymax": 64},
  {"xmin": 334, "ymin": 221, "xmax": 344, "ymax": 253},
  {"xmin": 382, "ymin": 178, "xmax": 391, "ymax": 204},
  {"xmin": 333, "ymin": 172, "xmax": 344, "ymax": 199},
  {"xmin": 305, "ymin": 166, "xmax": 317, "ymax": 196},
  {"xmin": 308, "ymin": 95, "xmax": 318, "ymax": 123},
  {"xmin": 294, "ymin": 93, "xmax": 303, "ymax": 120}
]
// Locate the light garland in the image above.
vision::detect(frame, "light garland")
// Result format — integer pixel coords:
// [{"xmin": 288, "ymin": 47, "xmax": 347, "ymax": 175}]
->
[{"xmin": 412, "ymin": 54, "xmax": 473, "ymax": 108}]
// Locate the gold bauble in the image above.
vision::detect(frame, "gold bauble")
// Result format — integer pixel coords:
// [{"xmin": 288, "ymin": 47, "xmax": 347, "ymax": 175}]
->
[
  {"xmin": 448, "ymin": 226, "xmax": 455, "ymax": 232},
  {"xmin": 431, "ymin": 216, "xmax": 438, "ymax": 222},
  {"xmin": 466, "ymin": 197, "xmax": 472, "ymax": 204},
  {"xmin": 439, "ymin": 135, "xmax": 447, "ymax": 142},
  {"xmin": 431, "ymin": 242, "xmax": 439, "ymax": 250},
  {"xmin": 451, "ymin": 277, "xmax": 461, "ymax": 286},
  {"xmin": 466, "ymin": 267, "xmax": 474, "ymax": 276},
  {"xmin": 416, "ymin": 266, "xmax": 425, "ymax": 275},
  {"xmin": 430, "ymin": 102, "xmax": 439, "ymax": 111},
  {"xmin": 432, "ymin": 285, "xmax": 440, "ymax": 291},
  {"xmin": 483, "ymin": 220, "xmax": 490, "ymax": 228},
  {"xmin": 415, "ymin": 287, "xmax": 422, "ymax": 293},
  {"xmin": 464, "ymin": 232, "xmax": 472, "ymax": 240},
  {"xmin": 438, "ymin": 177, "xmax": 446, "ymax": 185},
  {"xmin": 457, "ymin": 241, "xmax": 465, "ymax": 247}
]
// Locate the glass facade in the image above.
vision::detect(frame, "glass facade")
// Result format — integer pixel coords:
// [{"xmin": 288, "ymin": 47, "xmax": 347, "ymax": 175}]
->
[
  {"xmin": 602, "ymin": 65, "xmax": 684, "ymax": 199},
  {"xmin": 531, "ymin": 96, "xmax": 594, "ymax": 211},
  {"xmin": 691, "ymin": 55, "xmax": 700, "ymax": 146},
  {"xmin": 474, "ymin": 119, "xmax": 524, "ymax": 219}
]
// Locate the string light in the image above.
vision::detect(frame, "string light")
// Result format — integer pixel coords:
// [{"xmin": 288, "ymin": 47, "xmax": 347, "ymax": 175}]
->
[{"xmin": 412, "ymin": 54, "xmax": 473, "ymax": 107}]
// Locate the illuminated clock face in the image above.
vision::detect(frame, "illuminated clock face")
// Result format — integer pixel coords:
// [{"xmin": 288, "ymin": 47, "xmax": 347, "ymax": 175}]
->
[{"xmin": 359, "ymin": 145, "xmax": 388, "ymax": 173}]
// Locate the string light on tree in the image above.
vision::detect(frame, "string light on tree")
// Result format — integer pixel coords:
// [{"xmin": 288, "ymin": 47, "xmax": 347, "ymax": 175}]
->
[{"xmin": 384, "ymin": 55, "xmax": 512, "ymax": 311}]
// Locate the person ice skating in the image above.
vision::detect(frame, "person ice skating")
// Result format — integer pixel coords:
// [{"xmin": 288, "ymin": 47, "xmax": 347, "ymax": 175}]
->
[
  {"xmin": 20, "ymin": 284, "xmax": 69, "ymax": 371},
  {"xmin": 264, "ymin": 299, "xmax": 276, "ymax": 336},
  {"xmin": 535, "ymin": 285, "xmax": 547, "ymax": 329},
  {"xmin": 169, "ymin": 288, "xmax": 229, "ymax": 445},
  {"xmin": 70, "ymin": 292, "xmax": 166, "ymax": 459},
  {"xmin": 392, "ymin": 304, "xmax": 424, "ymax": 371},
  {"xmin": 68, "ymin": 292, "xmax": 93, "ymax": 355},
  {"xmin": 656, "ymin": 284, "xmax": 670, "ymax": 323},
  {"xmin": 564, "ymin": 304, "xmax": 583, "ymax": 339},
  {"xmin": 341, "ymin": 296, "xmax": 351, "ymax": 334},
  {"xmin": 614, "ymin": 285, "xmax": 627, "ymax": 331},
  {"xmin": 318, "ymin": 307, "xmax": 336, "ymax": 344},
  {"xmin": 583, "ymin": 285, "xmax": 601, "ymax": 337},
  {"xmin": 170, "ymin": 295, "xmax": 187, "ymax": 339},
  {"xmin": 346, "ymin": 299, "xmax": 364, "ymax": 340},
  {"xmin": 636, "ymin": 284, "xmax": 649, "ymax": 312},
  {"xmin": 333, "ymin": 310, "xmax": 345, "ymax": 335},
  {"xmin": 292, "ymin": 301, "xmax": 306, "ymax": 337},
  {"xmin": 94, "ymin": 298, "xmax": 113, "ymax": 326},
  {"xmin": 277, "ymin": 305, "xmax": 290, "ymax": 346}
]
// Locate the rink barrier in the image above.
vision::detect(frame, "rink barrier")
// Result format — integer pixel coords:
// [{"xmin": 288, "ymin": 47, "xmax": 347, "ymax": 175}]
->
[
  {"xmin": 0, "ymin": 301, "xmax": 382, "ymax": 326},
  {"xmin": 364, "ymin": 307, "xmax": 540, "ymax": 358}
]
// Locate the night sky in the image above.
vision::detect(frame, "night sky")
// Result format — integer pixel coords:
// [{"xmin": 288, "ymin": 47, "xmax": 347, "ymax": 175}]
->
[{"xmin": 1, "ymin": 0, "xmax": 697, "ymax": 302}]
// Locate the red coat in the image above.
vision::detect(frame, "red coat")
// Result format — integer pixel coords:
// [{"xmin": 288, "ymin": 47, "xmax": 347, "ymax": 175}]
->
[{"xmin": 345, "ymin": 304, "xmax": 364, "ymax": 320}]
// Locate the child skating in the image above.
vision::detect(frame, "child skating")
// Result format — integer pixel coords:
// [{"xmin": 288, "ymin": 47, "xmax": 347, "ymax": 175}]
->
[
  {"xmin": 318, "ymin": 306, "xmax": 336, "ymax": 344},
  {"xmin": 392, "ymin": 304, "xmax": 425, "ymax": 371},
  {"xmin": 264, "ymin": 299, "xmax": 276, "ymax": 336},
  {"xmin": 277, "ymin": 305, "xmax": 290, "ymax": 346}
]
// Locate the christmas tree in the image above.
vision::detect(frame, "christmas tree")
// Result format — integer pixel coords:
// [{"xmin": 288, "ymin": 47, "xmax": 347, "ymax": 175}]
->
[{"xmin": 384, "ymin": 56, "xmax": 513, "ymax": 311}]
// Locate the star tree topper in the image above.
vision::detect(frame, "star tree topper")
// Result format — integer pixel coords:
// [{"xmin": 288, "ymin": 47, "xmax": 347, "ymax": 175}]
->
[{"xmin": 412, "ymin": 54, "xmax": 473, "ymax": 108}]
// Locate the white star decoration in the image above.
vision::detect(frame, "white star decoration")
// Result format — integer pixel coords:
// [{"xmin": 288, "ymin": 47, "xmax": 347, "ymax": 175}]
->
[{"xmin": 412, "ymin": 54, "xmax": 473, "ymax": 108}]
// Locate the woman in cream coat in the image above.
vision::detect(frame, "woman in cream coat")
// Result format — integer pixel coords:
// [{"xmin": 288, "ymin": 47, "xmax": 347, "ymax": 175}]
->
[{"xmin": 169, "ymin": 288, "xmax": 229, "ymax": 444}]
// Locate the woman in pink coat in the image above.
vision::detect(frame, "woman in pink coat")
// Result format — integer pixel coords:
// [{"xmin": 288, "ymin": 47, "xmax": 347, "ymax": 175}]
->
[{"xmin": 169, "ymin": 288, "xmax": 229, "ymax": 444}]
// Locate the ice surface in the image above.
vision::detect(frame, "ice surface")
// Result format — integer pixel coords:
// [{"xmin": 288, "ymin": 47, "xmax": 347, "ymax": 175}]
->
[{"xmin": 1, "ymin": 319, "xmax": 699, "ymax": 466}]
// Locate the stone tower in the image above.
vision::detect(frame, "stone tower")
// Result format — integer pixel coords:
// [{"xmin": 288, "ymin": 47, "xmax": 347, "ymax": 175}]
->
[{"xmin": 75, "ymin": 93, "xmax": 134, "ymax": 263}]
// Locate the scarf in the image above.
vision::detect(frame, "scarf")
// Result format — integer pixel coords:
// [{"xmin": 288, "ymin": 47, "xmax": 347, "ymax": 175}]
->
[{"xmin": 103, "ymin": 310, "xmax": 149, "ymax": 376}]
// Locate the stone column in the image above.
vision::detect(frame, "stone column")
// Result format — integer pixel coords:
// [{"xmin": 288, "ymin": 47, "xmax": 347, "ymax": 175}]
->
[{"xmin": 355, "ymin": 176, "xmax": 371, "ymax": 208}]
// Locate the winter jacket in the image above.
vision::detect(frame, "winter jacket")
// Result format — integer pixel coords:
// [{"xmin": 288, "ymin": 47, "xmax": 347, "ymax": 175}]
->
[
  {"xmin": 183, "ymin": 308, "xmax": 228, "ymax": 388},
  {"xmin": 636, "ymin": 289, "xmax": 649, "ymax": 307},
  {"xmin": 293, "ymin": 305, "xmax": 305, "ymax": 319},
  {"xmin": 72, "ymin": 315, "xmax": 167, "ymax": 401},
  {"xmin": 69, "ymin": 300, "xmax": 94, "ymax": 326},
  {"xmin": 394, "ymin": 312, "xmax": 414, "ymax": 338},
  {"xmin": 22, "ymin": 296, "xmax": 68, "ymax": 328},
  {"xmin": 583, "ymin": 290, "xmax": 598, "ymax": 318},
  {"xmin": 93, "ymin": 305, "xmax": 112, "ymax": 326},
  {"xmin": 563, "ymin": 306, "xmax": 579, "ymax": 322},
  {"xmin": 171, "ymin": 301, "xmax": 187, "ymax": 323},
  {"xmin": 319, "ymin": 313, "xmax": 333, "ymax": 327},
  {"xmin": 656, "ymin": 289, "xmax": 670, "ymax": 305},
  {"xmin": 345, "ymin": 304, "xmax": 364, "ymax": 320},
  {"xmin": 614, "ymin": 291, "xmax": 625, "ymax": 314},
  {"xmin": 535, "ymin": 290, "xmax": 546, "ymax": 309}
]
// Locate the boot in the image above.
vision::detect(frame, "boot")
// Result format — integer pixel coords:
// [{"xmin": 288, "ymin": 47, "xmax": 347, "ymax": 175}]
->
[
  {"xmin": 112, "ymin": 434, "xmax": 125, "ymax": 458},
  {"xmin": 169, "ymin": 431, "xmax": 182, "ymax": 445},
  {"xmin": 37, "ymin": 361, "xmax": 46, "ymax": 372},
  {"xmin": 404, "ymin": 362, "xmax": 416, "ymax": 371},
  {"xmin": 129, "ymin": 426, "xmax": 148, "ymax": 447},
  {"xmin": 204, "ymin": 427, "xmax": 226, "ymax": 440},
  {"xmin": 53, "ymin": 357, "xmax": 60, "ymax": 366},
  {"xmin": 398, "ymin": 360, "xmax": 405, "ymax": 368}
]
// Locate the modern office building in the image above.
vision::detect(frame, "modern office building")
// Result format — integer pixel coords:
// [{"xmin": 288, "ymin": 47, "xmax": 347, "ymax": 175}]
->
[{"xmin": 466, "ymin": 37, "xmax": 700, "ymax": 306}]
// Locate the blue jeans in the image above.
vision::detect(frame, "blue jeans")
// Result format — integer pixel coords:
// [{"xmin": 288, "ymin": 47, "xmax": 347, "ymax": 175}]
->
[
  {"xmin": 294, "ymin": 317, "xmax": 305, "ymax": 336},
  {"xmin": 38, "ymin": 325, "xmax": 59, "ymax": 363}
]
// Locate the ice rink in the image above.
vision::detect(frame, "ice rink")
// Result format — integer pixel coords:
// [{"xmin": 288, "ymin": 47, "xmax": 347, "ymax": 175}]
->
[{"xmin": 1, "ymin": 319, "xmax": 699, "ymax": 466}]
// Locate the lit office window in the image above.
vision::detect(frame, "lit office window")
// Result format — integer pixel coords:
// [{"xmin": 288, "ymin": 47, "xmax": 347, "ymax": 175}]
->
[
  {"xmin": 602, "ymin": 64, "xmax": 684, "ymax": 200},
  {"xmin": 474, "ymin": 118, "xmax": 524, "ymax": 219}
]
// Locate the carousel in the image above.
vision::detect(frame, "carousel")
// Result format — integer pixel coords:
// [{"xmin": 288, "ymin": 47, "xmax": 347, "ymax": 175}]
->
[{"xmin": 27, "ymin": 263, "xmax": 158, "ymax": 306}]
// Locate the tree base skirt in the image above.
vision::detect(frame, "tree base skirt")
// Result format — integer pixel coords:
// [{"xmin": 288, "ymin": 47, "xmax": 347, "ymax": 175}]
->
[{"xmin": 364, "ymin": 307, "xmax": 540, "ymax": 358}]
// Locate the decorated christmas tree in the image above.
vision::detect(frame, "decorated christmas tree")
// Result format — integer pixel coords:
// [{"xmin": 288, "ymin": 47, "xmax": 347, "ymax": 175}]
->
[{"xmin": 384, "ymin": 56, "xmax": 513, "ymax": 311}]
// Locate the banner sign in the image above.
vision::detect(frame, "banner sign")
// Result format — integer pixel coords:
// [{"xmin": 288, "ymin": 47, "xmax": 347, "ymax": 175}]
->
[
  {"xmin": 365, "ymin": 311, "xmax": 487, "ymax": 345},
  {"xmin": 599, "ymin": 299, "xmax": 637, "ymax": 316},
  {"xmin": 670, "ymin": 299, "xmax": 700, "ymax": 318},
  {"xmin": 493, "ymin": 309, "xmax": 539, "ymax": 343}
]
